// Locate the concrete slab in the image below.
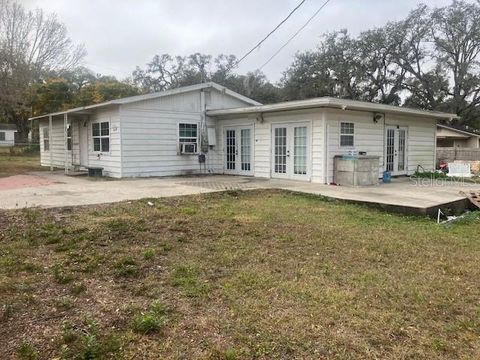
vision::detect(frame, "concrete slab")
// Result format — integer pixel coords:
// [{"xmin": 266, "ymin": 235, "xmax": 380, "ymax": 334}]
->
[
  {"xmin": 0, "ymin": 172, "xmax": 267, "ymax": 209},
  {"xmin": 0, "ymin": 172, "xmax": 479, "ymax": 217},
  {"xmin": 268, "ymin": 177, "xmax": 480, "ymax": 216}
]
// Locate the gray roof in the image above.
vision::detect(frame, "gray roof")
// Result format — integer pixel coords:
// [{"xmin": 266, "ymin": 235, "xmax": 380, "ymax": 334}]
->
[
  {"xmin": 29, "ymin": 82, "xmax": 262, "ymax": 121},
  {"xmin": 0, "ymin": 123, "xmax": 17, "ymax": 131},
  {"xmin": 207, "ymin": 97, "xmax": 459, "ymax": 121},
  {"xmin": 437, "ymin": 123, "xmax": 480, "ymax": 137}
]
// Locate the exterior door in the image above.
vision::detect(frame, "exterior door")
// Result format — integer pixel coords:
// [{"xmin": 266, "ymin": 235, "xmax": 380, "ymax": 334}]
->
[
  {"xmin": 224, "ymin": 126, "xmax": 253, "ymax": 175},
  {"xmin": 385, "ymin": 126, "xmax": 407, "ymax": 176},
  {"xmin": 272, "ymin": 123, "xmax": 310, "ymax": 180},
  {"xmin": 79, "ymin": 121, "xmax": 89, "ymax": 167}
]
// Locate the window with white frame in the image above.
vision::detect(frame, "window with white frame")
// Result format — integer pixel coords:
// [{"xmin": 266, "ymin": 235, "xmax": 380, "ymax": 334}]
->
[
  {"xmin": 0, "ymin": 132, "xmax": 5, "ymax": 141},
  {"xmin": 178, "ymin": 123, "xmax": 198, "ymax": 152},
  {"xmin": 92, "ymin": 121, "xmax": 110, "ymax": 152},
  {"xmin": 67, "ymin": 125, "xmax": 72, "ymax": 150},
  {"xmin": 43, "ymin": 127, "xmax": 50, "ymax": 151},
  {"xmin": 340, "ymin": 122, "xmax": 354, "ymax": 147}
]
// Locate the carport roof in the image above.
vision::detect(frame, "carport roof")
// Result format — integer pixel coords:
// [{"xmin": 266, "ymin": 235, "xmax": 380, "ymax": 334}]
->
[
  {"xmin": 28, "ymin": 82, "xmax": 262, "ymax": 121},
  {"xmin": 206, "ymin": 97, "xmax": 459, "ymax": 120}
]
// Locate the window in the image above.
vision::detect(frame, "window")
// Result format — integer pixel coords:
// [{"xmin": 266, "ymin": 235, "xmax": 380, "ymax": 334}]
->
[
  {"xmin": 340, "ymin": 122, "xmax": 354, "ymax": 147},
  {"xmin": 0, "ymin": 132, "xmax": 5, "ymax": 141},
  {"xmin": 178, "ymin": 123, "xmax": 198, "ymax": 152},
  {"xmin": 92, "ymin": 121, "xmax": 109, "ymax": 152},
  {"xmin": 67, "ymin": 125, "xmax": 72, "ymax": 151},
  {"xmin": 43, "ymin": 127, "xmax": 50, "ymax": 151}
]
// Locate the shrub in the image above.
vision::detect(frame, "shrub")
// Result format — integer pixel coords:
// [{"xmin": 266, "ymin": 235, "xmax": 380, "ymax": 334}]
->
[
  {"xmin": 61, "ymin": 320, "xmax": 121, "ymax": 359},
  {"xmin": 16, "ymin": 342, "xmax": 38, "ymax": 360},
  {"xmin": 114, "ymin": 256, "xmax": 139, "ymax": 277},
  {"xmin": 143, "ymin": 248, "xmax": 155, "ymax": 260},
  {"xmin": 131, "ymin": 300, "xmax": 168, "ymax": 334}
]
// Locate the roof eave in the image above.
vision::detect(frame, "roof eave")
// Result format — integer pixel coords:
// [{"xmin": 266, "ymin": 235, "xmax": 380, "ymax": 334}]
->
[{"xmin": 207, "ymin": 100, "xmax": 459, "ymax": 120}]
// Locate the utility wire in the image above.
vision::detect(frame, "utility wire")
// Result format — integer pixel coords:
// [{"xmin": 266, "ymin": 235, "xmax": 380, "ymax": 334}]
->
[
  {"xmin": 231, "ymin": 0, "xmax": 308, "ymax": 69},
  {"xmin": 259, "ymin": 0, "xmax": 332, "ymax": 70}
]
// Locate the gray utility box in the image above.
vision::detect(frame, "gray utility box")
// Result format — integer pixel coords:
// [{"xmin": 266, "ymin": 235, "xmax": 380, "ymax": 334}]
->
[{"xmin": 334, "ymin": 155, "xmax": 380, "ymax": 186}]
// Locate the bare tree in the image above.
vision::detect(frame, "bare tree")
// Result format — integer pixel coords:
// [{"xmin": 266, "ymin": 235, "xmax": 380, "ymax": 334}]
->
[{"xmin": 0, "ymin": 0, "xmax": 86, "ymax": 140}]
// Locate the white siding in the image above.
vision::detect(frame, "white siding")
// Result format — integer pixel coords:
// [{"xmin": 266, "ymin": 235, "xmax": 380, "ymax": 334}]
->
[
  {"xmin": 119, "ymin": 88, "xmax": 255, "ymax": 178},
  {"xmin": 215, "ymin": 109, "xmax": 325, "ymax": 180},
  {"xmin": 39, "ymin": 107, "xmax": 122, "ymax": 178},
  {"xmin": 0, "ymin": 130, "xmax": 16, "ymax": 147},
  {"xmin": 387, "ymin": 114, "xmax": 436, "ymax": 174},
  {"xmin": 87, "ymin": 108, "xmax": 122, "ymax": 178},
  {"xmin": 209, "ymin": 90, "xmax": 256, "ymax": 109},
  {"xmin": 215, "ymin": 108, "xmax": 436, "ymax": 184},
  {"xmin": 325, "ymin": 109, "xmax": 436, "ymax": 182},
  {"xmin": 325, "ymin": 109, "xmax": 384, "ymax": 182},
  {"xmin": 39, "ymin": 117, "xmax": 66, "ymax": 168}
]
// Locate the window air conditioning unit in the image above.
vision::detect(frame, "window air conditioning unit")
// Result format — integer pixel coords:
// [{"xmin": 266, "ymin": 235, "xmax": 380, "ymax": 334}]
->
[{"xmin": 179, "ymin": 143, "xmax": 197, "ymax": 154}]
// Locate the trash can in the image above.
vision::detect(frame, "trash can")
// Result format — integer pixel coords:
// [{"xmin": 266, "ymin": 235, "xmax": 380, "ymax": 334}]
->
[{"xmin": 382, "ymin": 170, "xmax": 391, "ymax": 183}]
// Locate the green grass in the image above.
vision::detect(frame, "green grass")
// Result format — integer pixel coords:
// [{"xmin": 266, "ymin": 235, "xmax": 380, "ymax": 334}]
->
[
  {"xmin": 131, "ymin": 300, "xmax": 169, "ymax": 334},
  {"xmin": 0, "ymin": 150, "xmax": 44, "ymax": 177},
  {"xmin": 1, "ymin": 190, "xmax": 480, "ymax": 359}
]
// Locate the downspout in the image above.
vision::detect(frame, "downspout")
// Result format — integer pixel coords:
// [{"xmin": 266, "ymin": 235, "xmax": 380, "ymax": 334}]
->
[
  {"xmin": 64, "ymin": 113, "xmax": 69, "ymax": 175},
  {"xmin": 49, "ymin": 115, "xmax": 53, "ymax": 171},
  {"xmin": 199, "ymin": 89, "xmax": 209, "ymax": 173},
  {"xmin": 323, "ymin": 110, "xmax": 328, "ymax": 184},
  {"xmin": 433, "ymin": 119, "xmax": 438, "ymax": 170}
]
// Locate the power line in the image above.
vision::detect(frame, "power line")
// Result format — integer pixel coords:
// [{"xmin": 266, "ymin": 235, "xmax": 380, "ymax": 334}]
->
[
  {"xmin": 232, "ymin": 0, "xmax": 308, "ymax": 69},
  {"xmin": 259, "ymin": 0, "xmax": 332, "ymax": 70}
]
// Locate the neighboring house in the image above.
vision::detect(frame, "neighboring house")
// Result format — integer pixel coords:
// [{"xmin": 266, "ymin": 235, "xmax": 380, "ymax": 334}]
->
[
  {"xmin": 29, "ymin": 82, "xmax": 457, "ymax": 182},
  {"xmin": 0, "ymin": 123, "xmax": 17, "ymax": 147},
  {"xmin": 437, "ymin": 124, "xmax": 480, "ymax": 148}
]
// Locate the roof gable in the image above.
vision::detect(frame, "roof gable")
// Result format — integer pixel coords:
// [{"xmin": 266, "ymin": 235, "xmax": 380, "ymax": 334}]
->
[
  {"xmin": 29, "ymin": 82, "xmax": 261, "ymax": 120},
  {"xmin": 437, "ymin": 124, "xmax": 480, "ymax": 137}
]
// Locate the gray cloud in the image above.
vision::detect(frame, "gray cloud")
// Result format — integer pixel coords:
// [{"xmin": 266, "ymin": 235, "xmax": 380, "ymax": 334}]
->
[{"xmin": 21, "ymin": 0, "xmax": 454, "ymax": 82}]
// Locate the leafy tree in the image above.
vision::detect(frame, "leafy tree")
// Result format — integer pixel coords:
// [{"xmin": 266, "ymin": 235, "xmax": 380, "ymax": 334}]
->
[
  {"xmin": 73, "ymin": 80, "xmax": 139, "ymax": 107},
  {"xmin": 30, "ymin": 78, "xmax": 74, "ymax": 115},
  {"xmin": 0, "ymin": 0, "xmax": 85, "ymax": 140},
  {"xmin": 282, "ymin": 0, "xmax": 480, "ymax": 128},
  {"xmin": 133, "ymin": 53, "xmax": 281, "ymax": 104}
]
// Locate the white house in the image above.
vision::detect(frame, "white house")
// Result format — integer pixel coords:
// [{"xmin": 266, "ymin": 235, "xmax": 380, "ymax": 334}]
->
[
  {"xmin": 30, "ymin": 82, "xmax": 457, "ymax": 182},
  {"xmin": 0, "ymin": 123, "xmax": 17, "ymax": 147},
  {"xmin": 437, "ymin": 124, "xmax": 480, "ymax": 148}
]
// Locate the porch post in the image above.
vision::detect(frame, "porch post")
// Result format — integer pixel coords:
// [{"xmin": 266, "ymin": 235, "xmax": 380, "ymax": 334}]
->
[
  {"xmin": 49, "ymin": 115, "xmax": 53, "ymax": 172},
  {"xmin": 64, "ymin": 113, "xmax": 69, "ymax": 175}
]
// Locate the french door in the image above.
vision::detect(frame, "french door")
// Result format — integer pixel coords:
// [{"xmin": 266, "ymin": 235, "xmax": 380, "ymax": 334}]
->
[
  {"xmin": 225, "ymin": 126, "xmax": 253, "ymax": 175},
  {"xmin": 385, "ymin": 126, "xmax": 408, "ymax": 176},
  {"xmin": 272, "ymin": 123, "xmax": 310, "ymax": 180}
]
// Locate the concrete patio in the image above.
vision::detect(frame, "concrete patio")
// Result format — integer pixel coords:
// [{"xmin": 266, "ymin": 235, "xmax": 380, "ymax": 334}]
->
[{"xmin": 0, "ymin": 171, "xmax": 479, "ymax": 216}]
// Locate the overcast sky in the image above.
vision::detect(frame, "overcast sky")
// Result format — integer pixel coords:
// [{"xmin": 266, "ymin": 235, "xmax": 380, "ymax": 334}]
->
[{"xmin": 22, "ymin": 0, "xmax": 454, "ymax": 83}]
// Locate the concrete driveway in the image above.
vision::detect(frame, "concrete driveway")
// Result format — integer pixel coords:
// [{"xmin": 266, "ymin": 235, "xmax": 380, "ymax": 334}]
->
[
  {"xmin": 0, "ymin": 172, "xmax": 270, "ymax": 209},
  {"xmin": 1, "ymin": 171, "xmax": 480, "ymax": 216}
]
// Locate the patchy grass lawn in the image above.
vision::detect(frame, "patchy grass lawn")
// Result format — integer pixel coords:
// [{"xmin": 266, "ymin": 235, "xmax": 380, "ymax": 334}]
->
[
  {"xmin": 0, "ymin": 148, "xmax": 44, "ymax": 177},
  {"xmin": 1, "ymin": 190, "xmax": 480, "ymax": 359}
]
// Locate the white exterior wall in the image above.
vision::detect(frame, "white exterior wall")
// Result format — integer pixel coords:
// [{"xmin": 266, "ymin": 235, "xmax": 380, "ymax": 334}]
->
[
  {"xmin": 39, "ymin": 117, "xmax": 65, "ymax": 168},
  {"xmin": 87, "ymin": 108, "xmax": 122, "ymax": 177},
  {"xmin": 119, "ymin": 89, "xmax": 254, "ymax": 177},
  {"xmin": 215, "ymin": 109, "xmax": 325, "ymax": 180},
  {"xmin": 388, "ymin": 114, "xmax": 436, "ymax": 174},
  {"xmin": 325, "ymin": 109, "xmax": 436, "ymax": 182},
  {"xmin": 39, "ymin": 107, "xmax": 122, "ymax": 178},
  {"xmin": 325, "ymin": 109, "xmax": 384, "ymax": 182},
  {"xmin": 214, "ymin": 108, "xmax": 436, "ymax": 184},
  {"xmin": 0, "ymin": 130, "xmax": 16, "ymax": 147}
]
